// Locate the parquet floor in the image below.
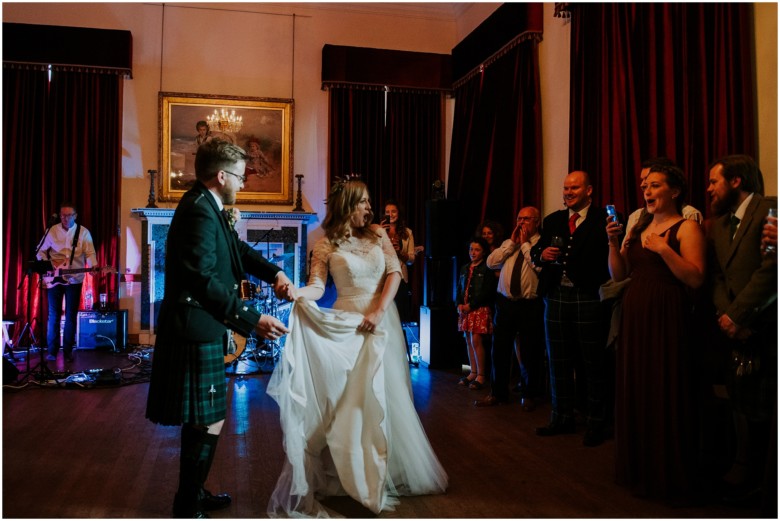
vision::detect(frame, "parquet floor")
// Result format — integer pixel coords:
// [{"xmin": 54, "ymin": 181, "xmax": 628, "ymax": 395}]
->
[{"xmin": 1, "ymin": 346, "xmax": 765, "ymax": 518}]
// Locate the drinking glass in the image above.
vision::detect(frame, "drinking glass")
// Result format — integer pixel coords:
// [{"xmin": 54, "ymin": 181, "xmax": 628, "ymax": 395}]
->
[{"xmin": 550, "ymin": 236, "xmax": 565, "ymax": 264}]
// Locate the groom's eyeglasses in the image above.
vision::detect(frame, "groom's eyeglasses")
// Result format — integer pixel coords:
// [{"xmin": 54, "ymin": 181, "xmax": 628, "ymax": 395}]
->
[{"xmin": 223, "ymin": 170, "xmax": 246, "ymax": 183}]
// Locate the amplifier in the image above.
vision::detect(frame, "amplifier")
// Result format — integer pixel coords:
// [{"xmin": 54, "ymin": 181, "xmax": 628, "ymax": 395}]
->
[{"xmin": 77, "ymin": 310, "xmax": 127, "ymax": 350}]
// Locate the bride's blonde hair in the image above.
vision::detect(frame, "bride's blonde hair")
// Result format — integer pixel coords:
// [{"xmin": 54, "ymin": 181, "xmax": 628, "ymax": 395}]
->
[{"xmin": 323, "ymin": 178, "xmax": 378, "ymax": 244}]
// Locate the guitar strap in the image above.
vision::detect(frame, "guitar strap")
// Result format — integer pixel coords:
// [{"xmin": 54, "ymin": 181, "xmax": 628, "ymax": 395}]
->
[{"xmin": 69, "ymin": 224, "xmax": 81, "ymax": 266}]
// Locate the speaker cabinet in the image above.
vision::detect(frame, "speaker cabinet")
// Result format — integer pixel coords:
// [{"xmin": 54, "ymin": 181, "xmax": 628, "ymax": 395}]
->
[
  {"xmin": 419, "ymin": 305, "xmax": 462, "ymax": 369},
  {"xmin": 77, "ymin": 310, "xmax": 127, "ymax": 350},
  {"xmin": 425, "ymin": 200, "xmax": 458, "ymax": 258}
]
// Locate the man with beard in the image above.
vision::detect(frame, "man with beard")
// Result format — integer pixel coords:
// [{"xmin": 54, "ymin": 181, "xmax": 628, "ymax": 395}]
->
[
  {"xmin": 706, "ymin": 155, "xmax": 776, "ymax": 512},
  {"xmin": 531, "ymin": 171, "xmax": 612, "ymax": 446},
  {"xmin": 146, "ymin": 139, "xmax": 295, "ymax": 517}
]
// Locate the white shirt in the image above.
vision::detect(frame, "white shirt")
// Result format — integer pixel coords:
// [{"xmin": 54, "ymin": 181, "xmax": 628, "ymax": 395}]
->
[
  {"xmin": 208, "ymin": 189, "xmax": 225, "ymax": 211},
  {"xmin": 732, "ymin": 193, "xmax": 755, "ymax": 236},
  {"xmin": 487, "ymin": 233, "xmax": 541, "ymax": 299},
  {"xmin": 570, "ymin": 204, "xmax": 589, "ymax": 230},
  {"xmin": 36, "ymin": 222, "xmax": 97, "ymax": 286}
]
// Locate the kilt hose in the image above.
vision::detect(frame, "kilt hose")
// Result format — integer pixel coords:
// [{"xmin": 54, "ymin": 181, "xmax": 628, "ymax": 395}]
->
[{"xmin": 543, "ymin": 285, "xmax": 609, "ymax": 428}]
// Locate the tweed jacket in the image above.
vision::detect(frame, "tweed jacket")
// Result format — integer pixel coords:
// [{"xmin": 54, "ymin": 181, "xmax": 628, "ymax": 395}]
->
[{"xmin": 708, "ymin": 193, "xmax": 777, "ymax": 330}]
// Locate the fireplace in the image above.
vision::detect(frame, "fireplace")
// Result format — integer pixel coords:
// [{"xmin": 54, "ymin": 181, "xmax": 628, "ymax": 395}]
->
[{"xmin": 131, "ymin": 208, "xmax": 316, "ymax": 340}]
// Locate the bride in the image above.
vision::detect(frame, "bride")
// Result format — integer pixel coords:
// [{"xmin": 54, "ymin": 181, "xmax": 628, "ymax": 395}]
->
[{"xmin": 267, "ymin": 178, "xmax": 448, "ymax": 517}]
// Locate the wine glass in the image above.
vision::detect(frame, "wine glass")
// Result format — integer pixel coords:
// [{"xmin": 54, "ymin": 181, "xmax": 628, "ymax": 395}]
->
[{"xmin": 550, "ymin": 236, "xmax": 565, "ymax": 264}]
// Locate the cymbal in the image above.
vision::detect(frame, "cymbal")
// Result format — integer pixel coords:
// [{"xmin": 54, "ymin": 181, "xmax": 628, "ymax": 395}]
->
[{"xmin": 269, "ymin": 253, "xmax": 294, "ymax": 262}]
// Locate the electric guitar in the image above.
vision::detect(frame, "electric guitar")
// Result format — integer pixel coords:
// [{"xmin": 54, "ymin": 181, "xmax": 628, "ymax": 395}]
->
[
  {"xmin": 42, "ymin": 265, "xmax": 116, "ymax": 286},
  {"xmin": 224, "ymin": 331, "xmax": 247, "ymax": 364}
]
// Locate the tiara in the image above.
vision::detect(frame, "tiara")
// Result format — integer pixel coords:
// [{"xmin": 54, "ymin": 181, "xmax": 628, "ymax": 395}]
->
[{"xmin": 330, "ymin": 173, "xmax": 362, "ymax": 195}]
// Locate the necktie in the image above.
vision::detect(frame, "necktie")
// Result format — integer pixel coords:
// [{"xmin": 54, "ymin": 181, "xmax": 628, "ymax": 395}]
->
[
  {"xmin": 509, "ymin": 251, "xmax": 523, "ymax": 298},
  {"xmin": 221, "ymin": 209, "xmax": 231, "ymax": 222},
  {"xmin": 568, "ymin": 212, "xmax": 580, "ymax": 235},
  {"xmin": 729, "ymin": 214, "xmax": 740, "ymax": 242}
]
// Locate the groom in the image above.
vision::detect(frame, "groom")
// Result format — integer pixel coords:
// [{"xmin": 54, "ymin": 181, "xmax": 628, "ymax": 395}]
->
[{"xmin": 146, "ymin": 139, "xmax": 294, "ymax": 518}]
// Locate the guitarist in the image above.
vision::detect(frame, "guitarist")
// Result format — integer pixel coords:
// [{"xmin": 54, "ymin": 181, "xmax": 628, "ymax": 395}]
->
[{"xmin": 35, "ymin": 202, "xmax": 97, "ymax": 363}]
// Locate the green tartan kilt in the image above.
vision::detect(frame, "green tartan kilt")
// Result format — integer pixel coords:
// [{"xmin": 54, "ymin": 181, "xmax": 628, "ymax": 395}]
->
[{"xmin": 180, "ymin": 338, "xmax": 228, "ymax": 425}]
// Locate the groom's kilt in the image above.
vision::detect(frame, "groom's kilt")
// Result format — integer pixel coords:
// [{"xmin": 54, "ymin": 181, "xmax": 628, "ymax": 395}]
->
[{"xmin": 147, "ymin": 335, "xmax": 227, "ymax": 426}]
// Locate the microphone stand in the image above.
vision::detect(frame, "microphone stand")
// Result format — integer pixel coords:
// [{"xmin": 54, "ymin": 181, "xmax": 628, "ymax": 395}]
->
[
  {"xmin": 19, "ymin": 221, "xmax": 59, "ymax": 383},
  {"xmin": 250, "ymin": 228, "xmax": 274, "ymax": 249}
]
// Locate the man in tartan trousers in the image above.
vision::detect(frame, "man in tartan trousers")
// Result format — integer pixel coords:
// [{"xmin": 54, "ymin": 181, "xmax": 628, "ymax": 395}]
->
[{"xmin": 531, "ymin": 171, "xmax": 613, "ymax": 447}]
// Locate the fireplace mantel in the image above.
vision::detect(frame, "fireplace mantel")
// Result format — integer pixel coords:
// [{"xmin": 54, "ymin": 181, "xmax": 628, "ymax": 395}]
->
[{"xmin": 131, "ymin": 208, "xmax": 317, "ymax": 337}]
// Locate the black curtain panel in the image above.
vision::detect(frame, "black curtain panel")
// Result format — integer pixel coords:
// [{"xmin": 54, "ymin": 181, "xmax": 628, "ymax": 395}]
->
[{"xmin": 447, "ymin": 37, "xmax": 544, "ymax": 261}]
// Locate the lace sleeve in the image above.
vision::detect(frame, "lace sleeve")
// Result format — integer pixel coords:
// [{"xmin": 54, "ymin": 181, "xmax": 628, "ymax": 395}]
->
[
  {"xmin": 308, "ymin": 237, "xmax": 332, "ymax": 292},
  {"xmin": 377, "ymin": 227, "xmax": 402, "ymax": 276}
]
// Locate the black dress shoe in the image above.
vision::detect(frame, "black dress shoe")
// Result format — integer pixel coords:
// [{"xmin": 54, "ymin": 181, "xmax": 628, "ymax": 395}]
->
[
  {"xmin": 172, "ymin": 493, "xmax": 211, "ymax": 518},
  {"xmin": 474, "ymin": 395, "xmax": 506, "ymax": 407},
  {"xmin": 201, "ymin": 489, "xmax": 231, "ymax": 511},
  {"xmin": 535, "ymin": 420, "xmax": 576, "ymax": 436},
  {"xmin": 582, "ymin": 427, "xmax": 605, "ymax": 447}
]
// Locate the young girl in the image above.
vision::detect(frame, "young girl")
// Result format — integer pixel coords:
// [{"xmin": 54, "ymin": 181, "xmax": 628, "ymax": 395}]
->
[{"xmin": 456, "ymin": 236, "xmax": 498, "ymax": 389}]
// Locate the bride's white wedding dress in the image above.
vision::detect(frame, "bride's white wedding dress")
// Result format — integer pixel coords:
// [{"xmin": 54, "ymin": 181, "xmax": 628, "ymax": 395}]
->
[{"xmin": 267, "ymin": 232, "xmax": 448, "ymax": 517}]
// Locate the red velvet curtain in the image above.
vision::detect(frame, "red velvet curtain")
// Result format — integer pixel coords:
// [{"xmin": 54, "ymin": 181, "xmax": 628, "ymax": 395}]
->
[
  {"xmin": 568, "ymin": 3, "xmax": 756, "ymax": 217},
  {"xmin": 2, "ymin": 67, "xmax": 122, "ymax": 341},
  {"xmin": 327, "ymin": 86, "xmax": 444, "ymax": 319},
  {"xmin": 2, "ymin": 69, "xmax": 49, "ymax": 333},
  {"xmin": 447, "ymin": 37, "xmax": 543, "ymax": 257}
]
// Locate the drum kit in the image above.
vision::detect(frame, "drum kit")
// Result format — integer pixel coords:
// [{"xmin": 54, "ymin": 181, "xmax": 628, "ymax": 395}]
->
[{"xmin": 225, "ymin": 277, "xmax": 291, "ymax": 376}]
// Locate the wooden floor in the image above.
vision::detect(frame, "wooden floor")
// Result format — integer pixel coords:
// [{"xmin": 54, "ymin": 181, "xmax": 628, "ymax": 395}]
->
[{"xmin": 2, "ymin": 346, "xmax": 764, "ymax": 518}]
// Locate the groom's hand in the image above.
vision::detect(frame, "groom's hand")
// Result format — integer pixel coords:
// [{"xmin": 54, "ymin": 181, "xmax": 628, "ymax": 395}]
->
[{"xmin": 255, "ymin": 314, "xmax": 289, "ymax": 340}]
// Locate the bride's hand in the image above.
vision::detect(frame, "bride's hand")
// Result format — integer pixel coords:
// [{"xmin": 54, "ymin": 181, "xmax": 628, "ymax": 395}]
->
[{"xmin": 358, "ymin": 309, "xmax": 385, "ymax": 334}]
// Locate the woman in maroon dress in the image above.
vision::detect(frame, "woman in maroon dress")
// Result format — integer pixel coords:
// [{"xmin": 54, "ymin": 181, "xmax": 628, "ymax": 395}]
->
[{"xmin": 606, "ymin": 164, "xmax": 706, "ymax": 501}]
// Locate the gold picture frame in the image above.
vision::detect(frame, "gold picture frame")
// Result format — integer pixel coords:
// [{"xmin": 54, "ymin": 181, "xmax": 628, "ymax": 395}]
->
[{"xmin": 159, "ymin": 92, "xmax": 294, "ymax": 204}]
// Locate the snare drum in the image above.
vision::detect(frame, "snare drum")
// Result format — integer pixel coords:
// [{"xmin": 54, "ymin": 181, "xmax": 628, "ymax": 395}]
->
[{"xmin": 240, "ymin": 280, "xmax": 257, "ymax": 300}]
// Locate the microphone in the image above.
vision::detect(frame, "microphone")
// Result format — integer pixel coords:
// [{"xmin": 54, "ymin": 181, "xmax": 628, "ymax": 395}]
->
[{"xmin": 47, "ymin": 213, "xmax": 59, "ymax": 227}]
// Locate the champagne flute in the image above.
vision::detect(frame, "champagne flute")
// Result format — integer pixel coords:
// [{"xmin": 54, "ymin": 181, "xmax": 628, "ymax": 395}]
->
[{"xmin": 550, "ymin": 236, "xmax": 565, "ymax": 264}]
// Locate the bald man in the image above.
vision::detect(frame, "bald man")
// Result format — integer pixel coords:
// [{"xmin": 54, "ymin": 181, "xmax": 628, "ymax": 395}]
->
[
  {"xmin": 531, "ymin": 171, "xmax": 613, "ymax": 447},
  {"xmin": 476, "ymin": 207, "xmax": 544, "ymax": 411}
]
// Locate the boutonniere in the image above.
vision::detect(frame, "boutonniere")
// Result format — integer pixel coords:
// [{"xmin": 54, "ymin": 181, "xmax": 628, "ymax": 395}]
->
[{"xmin": 226, "ymin": 207, "xmax": 241, "ymax": 229}]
